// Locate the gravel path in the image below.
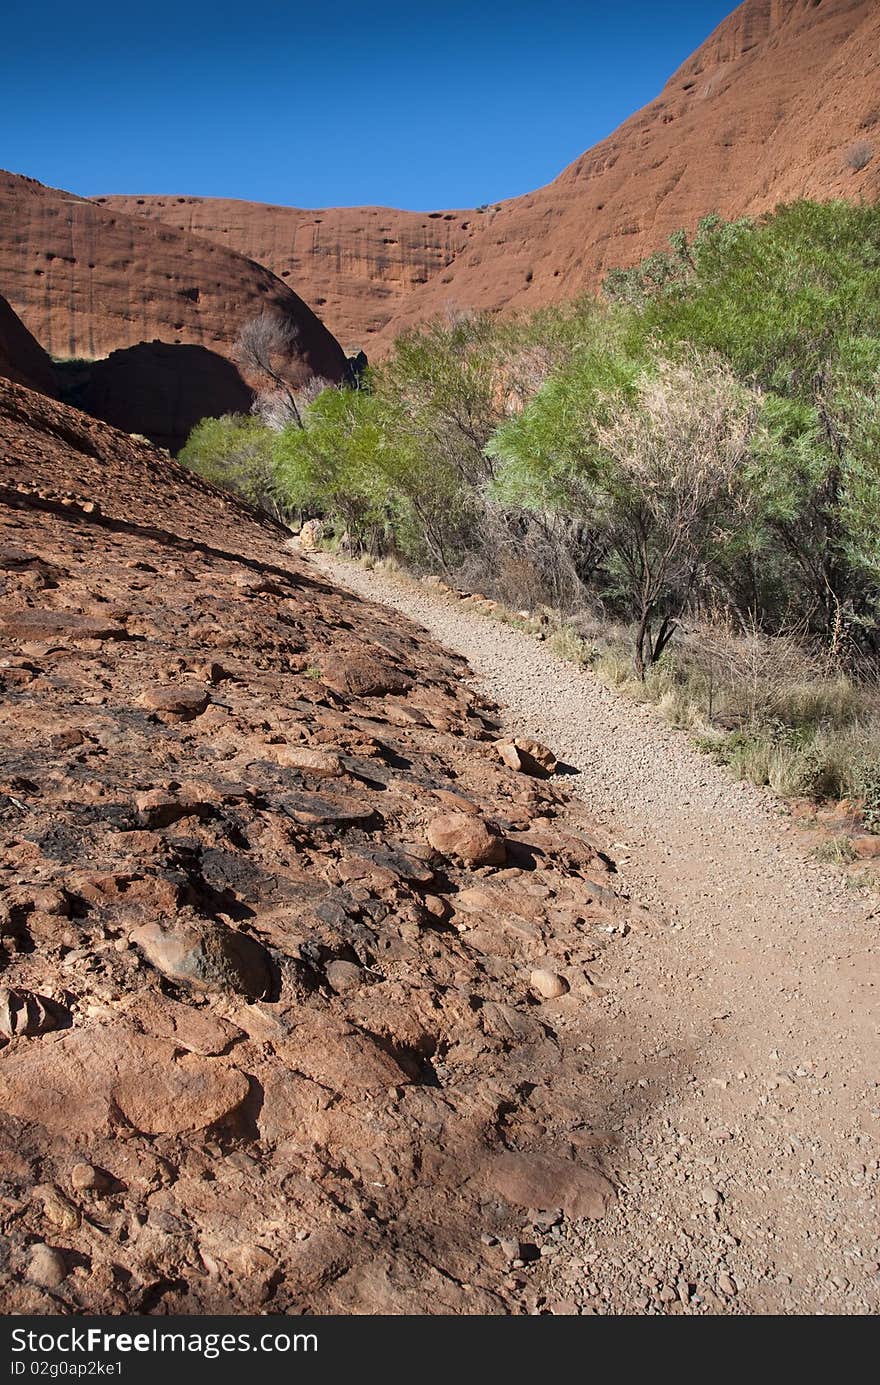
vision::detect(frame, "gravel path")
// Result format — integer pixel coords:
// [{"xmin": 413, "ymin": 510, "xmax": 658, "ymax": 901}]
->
[{"xmin": 314, "ymin": 553, "xmax": 879, "ymax": 1315}]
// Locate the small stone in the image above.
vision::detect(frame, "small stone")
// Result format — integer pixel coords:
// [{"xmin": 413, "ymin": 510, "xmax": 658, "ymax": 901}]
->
[
  {"xmin": 27, "ymin": 1243, "xmax": 67, "ymax": 1289},
  {"xmin": 35, "ymin": 1184, "xmax": 80, "ymax": 1231},
  {"xmin": 222, "ymin": 1244, "xmax": 278, "ymax": 1294},
  {"xmin": 29, "ymin": 887, "xmax": 69, "ymax": 917},
  {"xmin": 70, "ymin": 1162, "xmax": 105, "ymax": 1193},
  {"xmin": 270, "ymin": 746, "xmax": 343, "ymax": 777},
  {"xmin": 547, "ymin": 1297, "xmax": 579, "ymax": 1315},
  {"xmin": 134, "ymin": 788, "xmax": 212, "ymax": 828},
  {"xmin": 530, "ymin": 968, "xmax": 570, "ymax": 1000},
  {"xmin": 138, "ymin": 685, "xmax": 209, "ymax": 719},
  {"xmin": 701, "ymin": 1185, "xmax": 722, "ymax": 1207},
  {"xmin": 325, "ymin": 959, "xmax": 363, "ymax": 993},
  {"xmin": 427, "ymin": 812, "xmax": 506, "ymax": 868},
  {"xmin": 0, "ymin": 988, "xmax": 69, "ymax": 1039},
  {"xmin": 495, "ymin": 738, "xmax": 558, "ymax": 778},
  {"xmin": 486, "ymin": 1151, "xmax": 614, "ymax": 1221}
]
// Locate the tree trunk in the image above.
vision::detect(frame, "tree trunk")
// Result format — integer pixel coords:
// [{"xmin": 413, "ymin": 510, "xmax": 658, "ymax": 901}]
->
[{"xmin": 634, "ymin": 610, "xmax": 652, "ymax": 681}]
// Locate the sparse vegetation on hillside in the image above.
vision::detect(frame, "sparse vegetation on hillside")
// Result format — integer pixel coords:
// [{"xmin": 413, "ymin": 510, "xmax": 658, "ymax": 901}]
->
[
  {"xmin": 181, "ymin": 199, "xmax": 880, "ymax": 813},
  {"xmin": 846, "ymin": 140, "xmax": 873, "ymax": 171}
]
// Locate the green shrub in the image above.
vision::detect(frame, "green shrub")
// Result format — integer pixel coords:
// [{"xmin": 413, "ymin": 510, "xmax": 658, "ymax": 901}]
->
[
  {"xmin": 177, "ymin": 200, "xmax": 880, "ymax": 814},
  {"xmin": 178, "ymin": 415, "xmax": 283, "ymax": 518}
]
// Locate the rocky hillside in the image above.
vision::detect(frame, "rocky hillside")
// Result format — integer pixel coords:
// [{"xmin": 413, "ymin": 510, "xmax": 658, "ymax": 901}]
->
[
  {"xmin": 0, "ymin": 172, "xmax": 349, "ymax": 448},
  {"xmin": 0, "ymin": 379, "xmax": 631, "ymax": 1314},
  {"xmin": 105, "ymin": 0, "xmax": 879, "ymax": 351}
]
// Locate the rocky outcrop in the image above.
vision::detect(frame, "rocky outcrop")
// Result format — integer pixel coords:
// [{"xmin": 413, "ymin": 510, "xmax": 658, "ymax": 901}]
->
[
  {"xmin": 0, "ymin": 170, "xmax": 348, "ymax": 383},
  {"xmin": 0, "ymin": 379, "xmax": 631, "ymax": 1315},
  {"xmin": 0, "ymin": 294, "xmax": 57, "ymax": 397},
  {"xmin": 98, "ymin": 198, "xmax": 474, "ymax": 353},
  {"xmin": 104, "ymin": 0, "xmax": 879, "ymax": 351}
]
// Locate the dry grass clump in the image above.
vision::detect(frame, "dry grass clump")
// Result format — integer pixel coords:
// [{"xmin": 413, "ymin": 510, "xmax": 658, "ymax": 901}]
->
[
  {"xmin": 539, "ymin": 607, "xmax": 880, "ymax": 817},
  {"xmin": 846, "ymin": 140, "xmax": 873, "ymax": 172}
]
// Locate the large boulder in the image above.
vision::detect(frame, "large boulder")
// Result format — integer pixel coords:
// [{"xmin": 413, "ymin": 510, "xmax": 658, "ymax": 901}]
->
[
  {"xmin": 130, "ymin": 920, "xmax": 273, "ymax": 1000},
  {"xmin": 0, "ymin": 1025, "xmax": 249, "ymax": 1137}
]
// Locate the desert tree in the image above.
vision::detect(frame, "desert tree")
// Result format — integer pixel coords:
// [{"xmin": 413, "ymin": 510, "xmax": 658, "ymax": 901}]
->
[
  {"xmin": 235, "ymin": 311, "xmax": 306, "ymax": 430},
  {"xmin": 252, "ymin": 374, "xmax": 334, "ymax": 432},
  {"xmin": 379, "ymin": 312, "xmax": 503, "ymax": 490},
  {"xmin": 592, "ymin": 354, "xmax": 761, "ymax": 676}
]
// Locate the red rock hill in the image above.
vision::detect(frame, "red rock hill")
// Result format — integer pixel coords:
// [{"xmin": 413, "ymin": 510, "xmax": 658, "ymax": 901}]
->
[
  {"xmin": 0, "ymin": 171, "xmax": 346, "ymax": 379},
  {"xmin": 380, "ymin": 0, "xmax": 880, "ymax": 345},
  {"xmin": 105, "ymin": 0, "xmax": 879, "ymax": 352},
  {"xmin": 0, "ymin": 172, "xmax": 349, "ymax": 447},
  {"xmin": 96, "ymin": 197, "xmax": 473, "ymax": 355}
]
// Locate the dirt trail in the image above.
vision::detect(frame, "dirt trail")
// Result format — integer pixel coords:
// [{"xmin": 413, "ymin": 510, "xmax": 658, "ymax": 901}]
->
[{"xmin": 314, "ymin": 553, "xmax": 880, "ymax": 1315}]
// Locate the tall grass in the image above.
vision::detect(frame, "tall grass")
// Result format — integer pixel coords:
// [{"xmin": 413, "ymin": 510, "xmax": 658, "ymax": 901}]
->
[{"xmin": 534, "ymin": 610, "xmax": 880, "ymax": 820}]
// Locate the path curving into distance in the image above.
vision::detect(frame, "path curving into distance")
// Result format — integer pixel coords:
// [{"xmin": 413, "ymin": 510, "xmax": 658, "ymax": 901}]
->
[{"xmin": 314, "ymin": 552, "xmax": 879, "ymax": 1315}]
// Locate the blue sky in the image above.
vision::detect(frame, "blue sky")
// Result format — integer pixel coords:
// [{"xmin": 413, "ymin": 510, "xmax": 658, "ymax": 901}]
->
[{"xmin": 3, "ymin": 1, "xmax": 736, "ymax": 210}]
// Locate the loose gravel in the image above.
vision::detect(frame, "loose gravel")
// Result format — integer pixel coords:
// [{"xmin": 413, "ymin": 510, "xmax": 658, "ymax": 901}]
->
[{"xmin": 314, "ymin": 553, "xmax": 880, "ymax": 1315}]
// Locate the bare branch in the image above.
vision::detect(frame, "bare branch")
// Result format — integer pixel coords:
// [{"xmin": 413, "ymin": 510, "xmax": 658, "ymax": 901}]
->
[
  {"xmin": 234, "ymin": 311, "xmax": 306, "ymax": 429},
  {"xmin": 251, "ymin": 377, "xmax": 334, "ymax": 432}
]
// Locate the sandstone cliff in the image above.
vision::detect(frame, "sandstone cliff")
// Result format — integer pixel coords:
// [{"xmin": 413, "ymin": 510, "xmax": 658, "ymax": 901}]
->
[
  {"xmin": 0, "ymin": 171, "xmax": 346, "ymax": 378},
  {"xmin": 104, "ymin": 0, "xmax": 879, "ymax": 351},
  {"xmin": 97, "ymin": 197, "xmax": 474, "ymax": 354},
  {"xmin": 0, "ymin": 170, "xmax": 350, "ymax": 453}
]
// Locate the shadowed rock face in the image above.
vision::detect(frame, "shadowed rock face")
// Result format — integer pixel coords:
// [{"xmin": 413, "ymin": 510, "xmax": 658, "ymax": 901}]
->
[
  {"xmin": 0, "ymin": 379, "xmax": 627, "ymax": 1316},
  {"xmin": 105, "ymin": 0, "xmax": 879, "ymax": 351},
  {"xmin": 71, "ymin": 342, "xmax": 254, "ymax": 453},
  {"xmin": 0, "ymin": 170, "xmax": 348, "ymax": 384},
  {"xmin": 0, "ymin": 294, "xmax": 57, "ymax": 397}
]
